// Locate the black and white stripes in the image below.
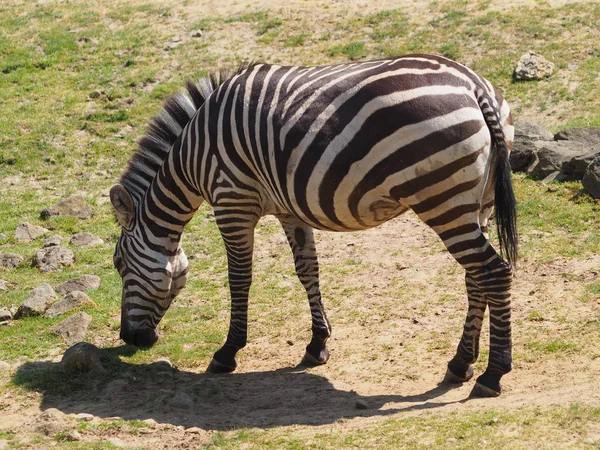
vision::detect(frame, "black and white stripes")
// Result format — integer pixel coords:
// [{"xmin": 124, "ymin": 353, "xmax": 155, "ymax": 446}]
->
[{"xmin": 111, "ymin": 54, "xmax": 517, "ymax": 397}]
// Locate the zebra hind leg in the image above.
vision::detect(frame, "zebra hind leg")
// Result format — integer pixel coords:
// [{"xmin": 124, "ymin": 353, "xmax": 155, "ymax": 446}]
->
[
  {"xmin": 438, "ymin": 222, "xmax": 513, "ymax": 397},
  {"xmin": 278, "ymin": 215, "xmax": 331, "ymax": 367},
  {"xmin": 207, "ymin": 210, "xmax": 258, "ymax": 374}
]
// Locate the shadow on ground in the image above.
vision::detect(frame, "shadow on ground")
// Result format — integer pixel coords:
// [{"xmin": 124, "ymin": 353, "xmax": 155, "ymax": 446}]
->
[{"xmin": 12, "ymin": 345, "xmax": 466, "ymax": 430}]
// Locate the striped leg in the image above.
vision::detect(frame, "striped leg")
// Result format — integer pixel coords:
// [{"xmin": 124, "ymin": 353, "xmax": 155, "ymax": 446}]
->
[
  {"xmin": 207, "ymin": 209, "xmax": 258, "ymax": 373},
  {"xmin": 278, "ymin": 215, "xmax": 331, "ymax": 367}
]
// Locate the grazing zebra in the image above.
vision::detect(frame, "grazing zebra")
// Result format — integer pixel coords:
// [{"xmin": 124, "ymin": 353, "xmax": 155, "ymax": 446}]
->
[{"xmin": 111, "ymin": 54, "xmax": 517, "ymax": 398}]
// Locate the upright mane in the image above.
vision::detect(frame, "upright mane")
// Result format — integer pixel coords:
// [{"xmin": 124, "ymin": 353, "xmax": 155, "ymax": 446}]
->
[{"xmin": 119, "ymin": 63, "xmax": 255, "ymax": 202}]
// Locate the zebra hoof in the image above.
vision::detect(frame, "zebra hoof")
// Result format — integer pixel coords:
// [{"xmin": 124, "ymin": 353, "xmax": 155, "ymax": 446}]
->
[
  {"xmin": 206, "ymin": 357, "xmax": 237, "ymax": 374},
  {"xmin": 469, "ymin": 382, "xmax": 501, "ymax": 398},
  {"xmin": 299, "ymin": 348, "xmax": 329, "ymax": 367},
  {"xmin": 443, "ymin": 365, "xmax": 474, "ymax": 384}
]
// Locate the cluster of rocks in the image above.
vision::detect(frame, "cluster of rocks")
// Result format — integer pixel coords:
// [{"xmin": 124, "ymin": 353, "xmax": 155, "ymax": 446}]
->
[
  {"xmin": 511, "ymin": 123, "xmax": 600, "ymax": 197},
  {"xmin": 0, "ymin": 275, "xmax": 100, "ymax": 342}
]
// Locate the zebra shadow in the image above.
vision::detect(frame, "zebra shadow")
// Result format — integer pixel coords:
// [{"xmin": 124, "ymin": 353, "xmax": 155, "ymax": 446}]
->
[{"xmin": 12, "ymin": 345, "xmax": 467, "ymax": 430}]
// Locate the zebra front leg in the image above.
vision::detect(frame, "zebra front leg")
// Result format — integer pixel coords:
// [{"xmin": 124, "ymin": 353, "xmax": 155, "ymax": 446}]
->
[
  {"xmin": 207, "ymin": 211, "xmax": 258, "ymax": 374},
  {"xmin": 278, "ymin": 215, "xmax": 331, "ymax": 367},
  {"xmin": 445, "ymin": 273, "xmax": 486, "ymax": 383}
]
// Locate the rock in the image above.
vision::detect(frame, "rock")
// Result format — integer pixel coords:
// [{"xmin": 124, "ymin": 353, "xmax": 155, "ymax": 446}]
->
[
  {"xmin": 541, "ymin": 171, "xmax": 567, "ymax": 184},
  {"xmin": 185, "ymin": 427, "xmax": 204, "ymax": 434},
  {"xmin": 61, "ymin": 430, "xmax": 82, "ymax": 441},
  {"xmin": 70, "ymin": 232, "xmax": 104, "ymax": 247},
  {"xmin": 36, "ymin": 408, "xmax": 70, "ymax": 436},
  {"xmin": 33, "ymin": 246, "xmax": 75, "ymax": 273},
  {"xmin": 527, "ymin": 141, "xmax": 587, "ymax": 177},
  {"xmin": 513, "ymin": 51, "xmax": 555, "ymax": 81},
  {"xmin": 355, "ymin": 399, "xmax": 369, "ymax": 410},
  {"xmin": 0, "ymin": 280, "xmax": 6, "ymax": 291},
  {"xmin": 61, "ymin": 342, "xmax": 103, "ymax": 372},
  {"xmin": 104, "ymin": 379, "xmax": 129, "ymax": 395},
  {"xmin": 75, "ymin": 413, "xmax": 95, "ymax": 421},
  {"xmin": 143, "ymin": 418, "xmax": 158, "ymax": 427},
  {"xmin": 560, "ymin": 146, "xmax": 600, "ymax": 180},
  {"xmin": 510, "ymin": 122, "xmax": 553, "ymax": 172},
  {"xmin": 151, "ymin": 358, "xmax": 173, "ymax": 370},
  {"xmin": 168, "ymin": 391, "xmax": 195, "ymax": 410},
  {"xmin": 0, "ymin": 361, "xmax": 10, "ymax": 371},
  {"xmin": 51, "ymin": 312, "xmax": 92, "ymax": 344},
  {"xmin": 56, "ymin": 274, "xmax": 101, "ymax": 295},
  {"xmin": 15, "ymin": 222, "xmax": 49, "ymax": 242},
  {"xmin": 583, "ymin": 156, "xmax": 600, "ymax": 198},
  {"xmin": 106, "ymin": 438, "xmax": 125, "ymax": 448},
  {"xmin": 43, "ymin": 234, "xmax": 63, "ymax": 248},
  {"xmin": 41, "ymin": 195, "xmax": 93, "ymax": 220},
  {"xmin": 14, "ymin": 283, "xmax": 58, "ymax": 319},
  {"xmin": 0, "ymin": 253, "xmax": 24, "ymax": 269},
  {"xmin": 45, "ymin": 291, "xmax": 95, "ymax": 318},
  {"xmin": 0, "ymin": 308, "xmax": 11, "ymax": 323},
  {"xmin": 555, "ymin": 127, "xmax": 600, "ymax": 146},
  {"xmin": 189, "ymin": 30, "xmax": 203, "ymax": 37}
]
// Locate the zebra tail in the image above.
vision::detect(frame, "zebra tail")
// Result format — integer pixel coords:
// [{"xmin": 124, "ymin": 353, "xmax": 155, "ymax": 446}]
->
[{"xmin": 477, "ymin": 90, "xmax": 518, "ymax": 267}]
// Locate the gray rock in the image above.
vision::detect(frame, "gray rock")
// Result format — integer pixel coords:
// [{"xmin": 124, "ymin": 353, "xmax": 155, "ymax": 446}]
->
[
  {"xmin": 56, "ymin": 274, "xmax": 101, "ymax": 295},
  {"xmin": 45, "ymin": 291, "xmax": 95, "ymax": 318},
  {"xmin": 528, "ymin": 141, "xmax": 587, "ymax": 177},
  {"xmin": 583, "ymin": 156, "xmax": 600, "ymax": 198},
  {"xmin": 0, "ymin": 253, "xmax": 24, "ymax": 269},
  {"xmin": 104, "ymin": 379, "xmax": 130, "ymax": 395},
  {"xmin": 61, "ymin": 342, "xmax": 104, "ymax": 373},
  {"xmin": 36, "ymin": 408, "xmax": 70, "ymax": 436},
  {"xmin": 560, "ymin": 146, "xmax": 600, "ymax": 180},
  {"xmin": 43, "ymin": 234, "xmax": 63, "ymax": 248},
  {"xmin": 51, "ymin": 312, "xmax": 92, "ymax": 344},
  {"xmin": 0, "ymin": 308, "xmax": 12, "ymax": 322},
  {"xmin": 75, "ymin": 413, "xmax": 95, "ymax": 421},
  {"xmin": 510, "ymin": 122, "xmax": 553, "ymax": 172},
  {"xmin": 14, "ymin": 283, "xmax": 58, "ymax": 319},
  {"xmin": 70, "ymin": 232, "xmax": 104, "ymax": 247},
  {"xmin": 33, "ymin": 246, "xmax": 75, "ymax": 273},
  {"xmin": 61, "ymin": 430, "xmax": 82, "ymax": 441},
  {"xmin": 15, "ymin": 222, "xmax": 49, "ymax": 242},
  {"xmin": 168, "ymin": 391, "xmax": 195, "ymax": 409},
  {"xmin": 541, "ymin": 171, "xmax": 568, "ymax": 184},
  {"xmin": 555, "ymin": 127, "xmax": 600, "ymax": 146},
  {"xmin": 105, "ymin": 438, "xmax": 125, "ymax": 448},
  {"xmin": 41, "ymin": 195, "xmax": 93, "ymax": 220},
  {"xmin": 513, "ymin": 51, "xmax": 555, "ymax": 81}
]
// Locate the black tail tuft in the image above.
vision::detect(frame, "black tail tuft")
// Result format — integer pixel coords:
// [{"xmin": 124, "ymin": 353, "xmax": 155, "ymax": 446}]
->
[{"xmin": 494, "ymin": 147, "xmax": 518, "ymax": 267}]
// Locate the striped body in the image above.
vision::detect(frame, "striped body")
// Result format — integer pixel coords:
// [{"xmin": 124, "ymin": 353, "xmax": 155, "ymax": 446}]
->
[{"xmin": 111, "ymin": 54, "xmax": 518, "ymax": 397}]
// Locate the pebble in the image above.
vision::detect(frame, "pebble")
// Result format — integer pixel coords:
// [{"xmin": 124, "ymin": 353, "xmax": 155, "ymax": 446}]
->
[
  {"xmin": 0, "ymin": 280, "xmax": 7, "ymax": 291},
  {"xmin": 185, "ymin": 427, "xmax": 204, "ymax": 434},
  {"xmin": 15, "ymin": 222, "xmax": 49, "ymax": 242},
  {"xmin": 75, "ymin": 413, "xmax": 94, "ymax": 421},
  {"xmin": 0, "ymin": 308, "xmax": 11, "ymax": 322},
  {"xmin": 43, "ymin": 234, "xmax": 63, "ymax": 248},
  {"xmin": 355, "ymin": 399, "xmax": 369, "ymax": 410},
  {"xmin": 143, "ymin": 418, "xmax": 158, "ymax": 427},
  {"xmin": 106, "ymin": 437, "xmax": 125, "ymax": 447},
  {"xmin": 70, "ymin": 232, "xmax": 104, "ymax": 247}
]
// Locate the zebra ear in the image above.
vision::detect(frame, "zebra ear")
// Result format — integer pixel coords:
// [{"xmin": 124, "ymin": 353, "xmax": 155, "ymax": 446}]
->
[{"xmin": 110, "ymin": 184, "xmax": 135, "ymax": 229}]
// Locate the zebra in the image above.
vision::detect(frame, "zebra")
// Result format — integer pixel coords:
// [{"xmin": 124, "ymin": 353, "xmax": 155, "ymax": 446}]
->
[{"xmin": 110, "ymin": 54, "xmax": 517, "ymax": 398}]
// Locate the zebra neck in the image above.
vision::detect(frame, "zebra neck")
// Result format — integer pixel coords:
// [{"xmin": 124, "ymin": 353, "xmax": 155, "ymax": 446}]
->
[{"xmin": 139, "ymin": 139, "xmax": 204, "ymax": 251}]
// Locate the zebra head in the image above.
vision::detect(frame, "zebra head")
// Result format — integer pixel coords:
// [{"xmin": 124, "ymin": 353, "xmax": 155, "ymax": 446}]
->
[{"xmin": 110, "ymin": 184, "xmax": 190, "ymax": 347}]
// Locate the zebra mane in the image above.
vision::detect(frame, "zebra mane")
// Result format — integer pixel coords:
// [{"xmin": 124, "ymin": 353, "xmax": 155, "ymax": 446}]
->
[{"xmin": 119, "ymin": 62, "xmax": 255, "ymax": 202}]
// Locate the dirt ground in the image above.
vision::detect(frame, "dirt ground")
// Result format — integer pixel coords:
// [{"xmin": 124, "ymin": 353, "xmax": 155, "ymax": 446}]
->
[{"xmin": 1, "ymin": 0, "xmax": 600, "ymax": 448}]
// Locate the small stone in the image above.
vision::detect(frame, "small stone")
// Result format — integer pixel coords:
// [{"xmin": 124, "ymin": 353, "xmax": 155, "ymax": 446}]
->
[
  {"xmin": 513, "ymin": 51, "xmax": 555, "ymax": 81},
  {"xmin": 43, "ymin": 234, "xmax": 63, "ymax": 248},
  {"xmin": 61, "ymin": 342, "xmax": 104, "ymax": 373},
  {"xmin": 0, "ymin": 280, "xmax": 6, "ymax": 291},
  {"xmin": 0, "ymin": 361, "xmax": 11, "ymax": 371},
  {"xmin": 106, "ymin": 437, "xmax": 125, "ymax": 447},
  {"xmin": 43, "ymin": 196, "xmax": 93, "ymax": 220},
  {"xmin": 14, "ymin": 283, "xmax": 58, "ymax": 319},
  {"xmin": 62, "ymin": 430, "xmax": 82, "ymax": 441},
  {"xmin": 51, "ymin": 312, "xmax": 92, "ymax": 344},
  {"xmin": 0, "ymin": 253, "xmax": 24, "ymax": 269},
  {"xmin": 0, "ymin": 233, "xmax": 5, "ymax": 241},
  {"xmin": 189, "ymin": 30, "xmax": 202, "ymax": 37},
  {"xmin": 75, "ymin": 413, "xmax": 94, "ymax": 421},
  {"xmin": 286, "ymin": 339, "xmax": 294, "ymax": 346},
  {"xmin": 168, "ymin": 391, "xmax": 195, "ymax": 410},
  {"xmin": 33, "ymin": 246, "xmax": 75, "ymax": 273},
  {"xmin": 104, "ymin": 379, "xmax": 129, "ymax": 395},
  {"xmin": 70, "ymin": 232, "xmax": 104, "ymax": 247},
  {"xmin": 15, "ymin": 222, "xmax": 49, "ymax": 242},
  {"xmin": 355, "ymin": 399, "xmax": 369, "ymax": 410},
  {"xmin": 45, "ymin": 291, "xmax": 95, "ymax": 318},
  {"xmin": 185, "ymin": 427, "xmax": 204, "ymax": 434},
  {"xmin": 541, "ymin": 171, "xmax": 567, "ymax": 184},
  {"xmin": 412, "ymin": 317, "xmax": 419, "ymax": 324},
  {"xmin": 143, "ymin": 418, "xmax": 158, "ymax": 427},
  {"xmin": 0, "ymin": 308, "xmax": 11, "ymax": 322},
  {"xmin": 56, "ymin": 274, "xmax": 101, "ymax": 295},
  {"xmin": 447, "ymin": 438, "xmax": 457, "ymax": 443}
]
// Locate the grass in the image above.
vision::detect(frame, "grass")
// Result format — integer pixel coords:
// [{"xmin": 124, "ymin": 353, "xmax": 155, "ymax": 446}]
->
[{"xmin": 1, "ymin": 0, "xmax": 600, "ymax": 448}]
